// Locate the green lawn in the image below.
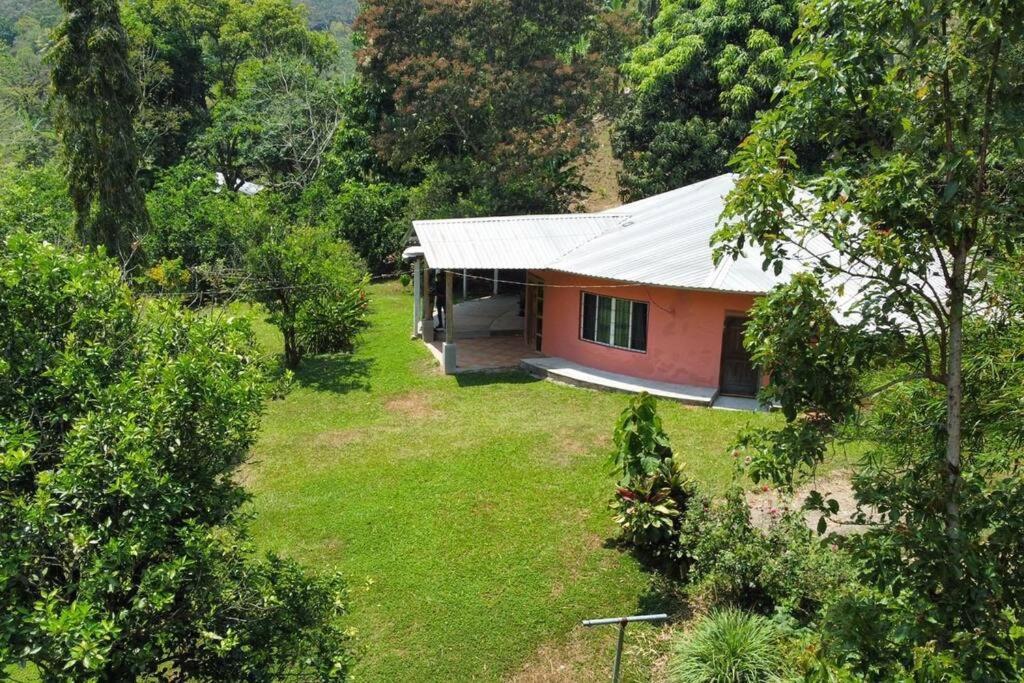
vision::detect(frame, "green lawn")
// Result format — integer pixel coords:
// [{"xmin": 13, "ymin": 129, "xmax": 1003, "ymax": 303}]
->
[{"xmin": 242, "ymin": 282, "xmax": 779, "ymax": 681}]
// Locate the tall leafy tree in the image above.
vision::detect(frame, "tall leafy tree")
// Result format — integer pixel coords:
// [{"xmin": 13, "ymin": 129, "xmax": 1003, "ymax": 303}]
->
[
  {"xmin": 613, "ymin": 0, "xmax": 797, "ymax": 200},
  {"xmin": 717, "ymin": 0, "xmax": 1024, "ymax": 674},
  {"xmin": 355, "ymin": 0, "xmax": 610, "ymax": 215},
  {"xmin": 50, "ymin": 0, "xmax": 150, "ymax": 267},
  {"xmin": 0, "ymin": 233, "xmax": 353, "ymax": 679}
]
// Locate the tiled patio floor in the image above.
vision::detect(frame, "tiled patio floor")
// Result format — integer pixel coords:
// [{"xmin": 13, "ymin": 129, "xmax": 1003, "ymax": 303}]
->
[{"xmin": 426, "ymin": 336, "xmax": 542, "ymax": 372}]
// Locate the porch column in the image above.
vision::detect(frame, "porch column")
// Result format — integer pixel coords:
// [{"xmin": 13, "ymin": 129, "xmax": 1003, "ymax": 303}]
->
[
  {"xmin": 462, "ymin": 268, "xmax": 468, "ymax": 300},
  {"xmin": 443, "ymin": 270, "xmax": 457, "ymax": 374},
  {"xmin": 420, "ymin": 260, "xmax": 434, "ymax": 343},
  {"xmin": 493, "ymin": 269, "xmax": 499, "ymax": 295},
  {"xmin": 412, "ymin": 259, "xmax": 422, "ymax": 338}
]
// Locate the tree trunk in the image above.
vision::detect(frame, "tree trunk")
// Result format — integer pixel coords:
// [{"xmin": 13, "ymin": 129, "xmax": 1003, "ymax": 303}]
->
[
  {"xmin": 284, "ymin": 325, "xmax": 301, "ymax": 370},
  {"xmin": 944, "ymin": 241, "xmax": 967, "ymax": 538}
]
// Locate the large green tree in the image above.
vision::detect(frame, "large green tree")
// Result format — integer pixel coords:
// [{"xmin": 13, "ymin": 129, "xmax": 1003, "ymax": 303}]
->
[
  {"xmin": 0, "ymin": 232, "xmax": 353, "ymax": 680},
  {"xmin": 50, "ymin": 0, "xmax": 151, "ymax": 267},
  {"xmin": 355, "ymin": 0, "xmax": 610, "ymax": 215},
  {"xmin": 614, "ymin": 0, "xmax": 797, "ymax": 200},
  {"xmin": 717, "ymin": 0, "xmax": 1024, "ymax": 674}
]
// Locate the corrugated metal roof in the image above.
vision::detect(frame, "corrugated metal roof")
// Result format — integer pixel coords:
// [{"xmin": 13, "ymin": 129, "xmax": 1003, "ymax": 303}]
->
[
  {"xmin": 552, "ymin": 174, "xmax": 754, "ymax": 290},
  {"xmin": 412, "ymin": 214, "xmax": 626, "ymax": 269},
  {"xmin": 408, "ymin": 174, "xmax": 900, "ymax": 305}
]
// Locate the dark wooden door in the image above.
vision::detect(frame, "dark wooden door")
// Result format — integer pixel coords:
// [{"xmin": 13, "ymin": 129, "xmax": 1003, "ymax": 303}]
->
[{"xmin": 719, "ymin": 316, "xmax": 759, "ymax": 397}]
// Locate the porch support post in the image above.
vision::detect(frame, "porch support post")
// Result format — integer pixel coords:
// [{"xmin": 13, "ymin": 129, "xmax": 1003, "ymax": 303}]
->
[
  {"xmin": 443, "ymin": 270, "xmax": 457, "ymax": 374},
  {"xmin": 412, "ymin": 259, "xmax": 422, "ymax": 338},
  {"xmin": 421, "ymin": 260, "xmax": 434, "ymax": 343},
  {"xmin": 493, "ymin": 268, "xmax": 499, "ymax": 295},
  {"xmin": 462, "ymin": 268, "xmax": 468, "ymax": 301}
]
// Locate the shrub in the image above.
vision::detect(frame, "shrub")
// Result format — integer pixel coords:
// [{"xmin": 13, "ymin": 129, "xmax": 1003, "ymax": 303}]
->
[
  {"xmin": 611, "ymin": 391, "xmax": 673, "ymax": 483},
  {"xmin": 612, "ymin": 457, "xmax": 696, "ymax": 564},
  {"xmin": 296, "ymin": 285, "xmax": 370, "ymax": 355},
  {"xmin": 0, "ymin": 232, "xmax": 353, "ymax": 679},
  {"xmin": 669, "ymin": 609, "xmax": 791, "ymax": 683},
  {"xmin": 679, "ymin": 488, "xmax": 854, "ymax": 618},
  {"xmin": 609, "ymin": 393, "xmax": 698, "ymax": 566}
]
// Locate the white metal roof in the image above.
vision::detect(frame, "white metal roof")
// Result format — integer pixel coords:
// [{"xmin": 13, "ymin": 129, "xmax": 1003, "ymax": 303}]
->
[
  {"xmin": 410, "ymin": 174, "xmax": 833, "ymax": 295},
  {"xmin": 411, "ymin": 214, "xmax": 627, "ymax": 269}
]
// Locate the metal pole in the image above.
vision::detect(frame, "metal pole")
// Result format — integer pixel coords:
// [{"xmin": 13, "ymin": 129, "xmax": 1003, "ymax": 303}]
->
[
  {"xmin": 581, "ymin": 613, "xmax": 668, "ymax": 683},
  {"xmin": 612, "ymin": 619, "xmax": 626, "ymax": 683},
  {"xmin": 462, "ymin": 268, "xmax": 468, "ymax": 300}
]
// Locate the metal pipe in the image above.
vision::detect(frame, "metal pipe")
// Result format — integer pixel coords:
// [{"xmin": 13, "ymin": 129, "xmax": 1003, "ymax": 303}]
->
[
  {"xmin": 581, "ymin": 614, "xmax": 668, "ymax": 627},
  {"xmin": 581, "ymin": 613, "xmax": 669, "ymax": 683}
]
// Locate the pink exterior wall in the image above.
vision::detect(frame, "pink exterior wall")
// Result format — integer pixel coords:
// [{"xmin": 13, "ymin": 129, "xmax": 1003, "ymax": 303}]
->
[{"xmin": 533, "ymin": 270, "xmax": 758, "ymax": 390}]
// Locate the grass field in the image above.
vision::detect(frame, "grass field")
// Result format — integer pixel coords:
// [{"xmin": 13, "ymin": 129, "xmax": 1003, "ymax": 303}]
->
[{"xmin": 241, "ymin": 281, "xmax": 780, "ymax": 681}]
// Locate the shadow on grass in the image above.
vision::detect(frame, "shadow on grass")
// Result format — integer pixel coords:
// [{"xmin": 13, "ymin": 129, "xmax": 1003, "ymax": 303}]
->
[
  {"xmin": 603, "ymin": 536, "xmax": 692, "ymax": 621},
  {"xmin": 454, "ymin": 370, "xmax": 543, "ymax": 388},
  {"xmin": 293, "ymin": 353, "xmax": 374, "ymax": 394}
]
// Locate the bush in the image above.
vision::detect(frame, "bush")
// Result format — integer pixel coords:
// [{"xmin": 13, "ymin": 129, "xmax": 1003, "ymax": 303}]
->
[
  {"xmin": 609, "ymin": 393, "xmax": 698, "ymax": 566},
  {"xmin": 0, "ymin": 163, "xmax": 75, "ymax": 244},
  {"xmin": 669, "ymin": 609, "xmax": 791, "ymax": 683},
  {"xmin": 612, "ymin": 456, "xmax": 697, "ymax": 565},
  {"xmin": 0, "ymin": 232, "xmax": 354, "ymax": 679},
  {"xmin": 296, "ymin": 285, "xmax": 370, "ymax": 355},
  {"xmin": 678, "ymin": 488, "xmax": 854, "ymax": 618}
]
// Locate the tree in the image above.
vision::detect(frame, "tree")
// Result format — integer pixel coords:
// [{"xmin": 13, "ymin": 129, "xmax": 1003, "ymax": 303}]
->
[
  {"xmin": 197, "ymin": 57, "xmax": 345, "ymax": 192},
  {"xmin": 246, "ymin": 226, "xmax": 369, "ymax": 369},
  {"xmin": 144, "ymin": 160, "xmax": 264, "ymax": 288},
  {"xmin": 0, "ymin": 17, "xmax": 55, "ymax": 165},
  {"xmin": 355, "ymin": 0, "xmax": 610, "ymax": 215},
  {"xmin": 0, "ymin": 232, "xmax": 353, "ymax": 680},
  {"xmin": 50, "ymin": 0, "xmax": 151, "ymax": 267},
  {"xmin": 716, "ymin": 0, "xmax": 1024, "ymax": 673},
  {"xmin": 613, "ymin": 0, "xmax": 797, "ymax": 200},
  {"xmin": 0, "ymin": 163, "xmax": 74, "ymax": 243},
  {"xmin": 299, "ymin": 181, "xmax": 410, "ymax": 274}
]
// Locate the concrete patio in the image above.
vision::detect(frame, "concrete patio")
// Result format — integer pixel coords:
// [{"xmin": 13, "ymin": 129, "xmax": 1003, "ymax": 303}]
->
[{"xmin": 426, "ymin": 336, "xmax": 543, "ymax": 373}]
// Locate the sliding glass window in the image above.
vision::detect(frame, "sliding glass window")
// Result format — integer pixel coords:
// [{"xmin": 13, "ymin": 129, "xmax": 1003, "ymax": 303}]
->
[{"xmin": 580, "ymin": 292, "xmax": 648, "ymax": 352}]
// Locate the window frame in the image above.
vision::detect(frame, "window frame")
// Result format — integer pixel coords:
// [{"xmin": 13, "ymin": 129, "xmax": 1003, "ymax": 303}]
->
[{"xmin": 578, "ymin": 291, "xmax": 649, "ymax": 354}]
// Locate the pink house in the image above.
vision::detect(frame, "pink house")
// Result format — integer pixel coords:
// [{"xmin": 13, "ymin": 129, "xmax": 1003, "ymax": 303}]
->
[{"xmin": 404, "ymin": 174, "xmax": 799, "ymax": 407}]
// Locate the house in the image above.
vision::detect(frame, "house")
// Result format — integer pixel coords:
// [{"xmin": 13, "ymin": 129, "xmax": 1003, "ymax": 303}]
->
[{"xmin": 403, "ymin": 173, "xmax": 828, "ymax": 408}]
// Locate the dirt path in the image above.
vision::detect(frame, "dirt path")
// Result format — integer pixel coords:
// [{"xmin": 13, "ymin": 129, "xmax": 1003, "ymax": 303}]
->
[{"xmin": 746, "ymin": 470, "xmax": 876, "ymax": 535}]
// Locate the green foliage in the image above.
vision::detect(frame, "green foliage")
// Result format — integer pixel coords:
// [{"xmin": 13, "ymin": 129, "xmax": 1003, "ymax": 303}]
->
[
  {"xmin": 198, "ymin": 56, "xmax": 345, "ymax": 191},
  {"xmin": 301, "ymin": 180, "xmax": 410, "ymax": 274},
  {"xmin": 50, "ymin": 0, "xmax": 151, "ymax": 267},
  {"xmin": 296, "ymin": 286, "xmax": 369, "ymax": 355},
  {"xmin": 716, "ymin": 0, "xmax": 1024, "ymax": 675},
  {"xmin": 612, "ymin": 391, "xmax": 674, "ymax": 482},
  {"xmin": 609, "ymin": 393, "xmax": 698, "ymax": 566},
  {"xmin": 733, "ymin": 273, "xmax": 873, "ymax": 491},
  {"xmin": 669, "ymin": 608, "xmax": 791, "ymax": 683},
  {"xmin": 612, "ymin": 457, "xmax": 696, "ymax": 561},
  {"xmin": 614, "ymin": 0, "xmax": 797, "ymax": 199},
  {"xmin": 145, "ymin": 161, "xmax": 262, "ymax": 276},
  {"xmin": 0, "ymin": 232, "xmax": 353, "ymax": 679},
  {"xmin": 245, "ymin": 225, "xmax": 369, "ymax": 368},
  {"xmin": 356, "ymin": 0, "xmax": 610, "ymax": 214},
  {"xmin": 0, "ymin": 163, "xmax": 74, "ymax": 243},
  {"xmin": 0, "ymin": 16, "xmax": 55, "ymax": 165},
  {"xmin": 679, "ymin": 488, "xmax": 854, "ymax": 618}
]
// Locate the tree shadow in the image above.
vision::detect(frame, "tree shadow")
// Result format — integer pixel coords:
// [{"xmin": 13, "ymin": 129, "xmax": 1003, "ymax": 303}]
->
[
  {"xmin": 453, "ymin": 370, "xmax": 542, "ymax": 388},
  {"xmin": 602, "ymin": 536, "xmax": 692, "ymax": 621},
  {"xmin": 293, "ymin": 353, "xmax": 374, "ymax": 394}
]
